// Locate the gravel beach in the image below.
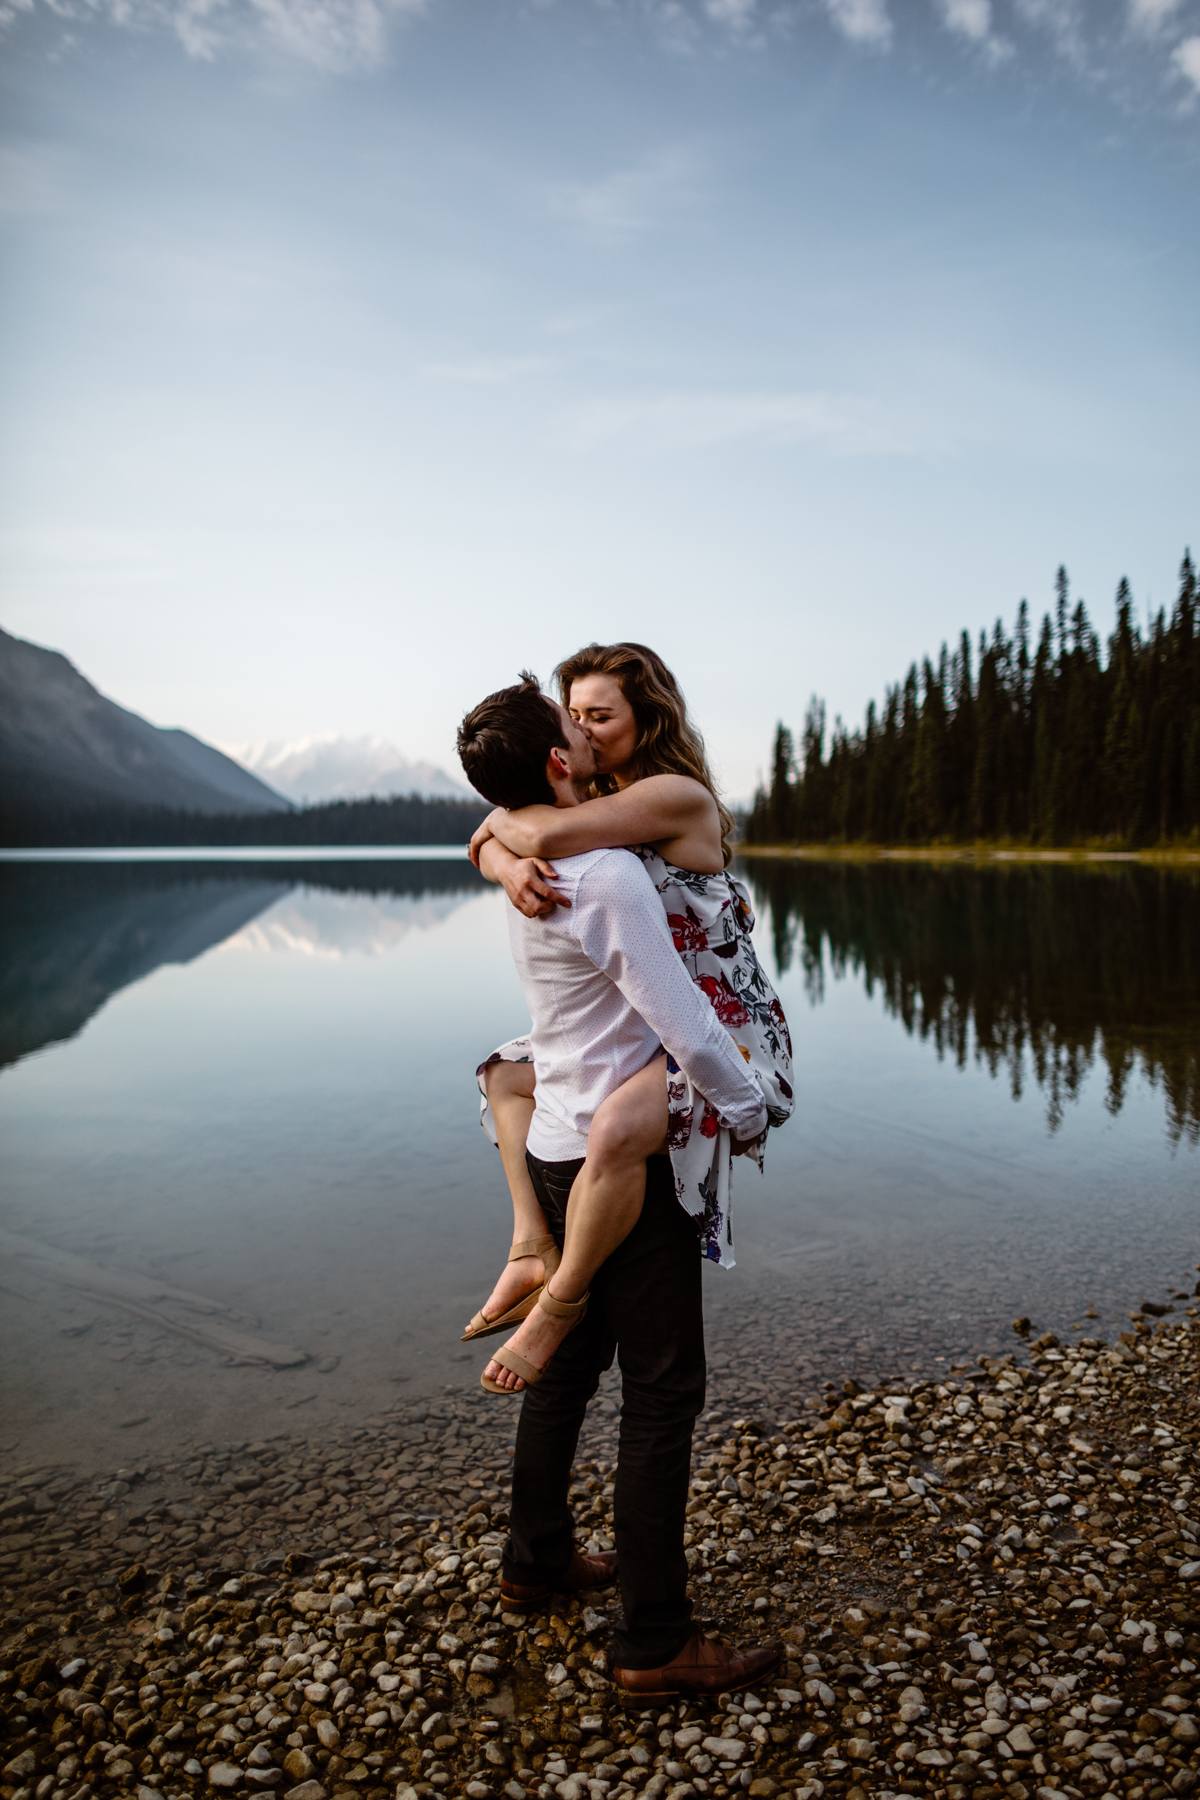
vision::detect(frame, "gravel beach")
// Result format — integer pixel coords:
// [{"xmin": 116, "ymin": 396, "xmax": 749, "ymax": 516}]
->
[{"xmin": 2, "ymin": 1296, "xmax": 1197, "ymax": 1800}]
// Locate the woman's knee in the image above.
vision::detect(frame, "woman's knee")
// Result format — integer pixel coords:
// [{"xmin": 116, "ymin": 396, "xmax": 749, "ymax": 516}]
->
[
  {"xmin": 484, "ymin": 1058, "xmax": 535, "ymax": 1102},
  {"xmin": 590, "ymin": 1091, "xmax": 661, "ymax": 1163}
]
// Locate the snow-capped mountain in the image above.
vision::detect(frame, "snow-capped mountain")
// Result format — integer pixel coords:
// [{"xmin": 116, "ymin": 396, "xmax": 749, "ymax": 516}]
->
[{"xmin": 230, "ymin": 735, "xmax": 469, "ymax": 807}]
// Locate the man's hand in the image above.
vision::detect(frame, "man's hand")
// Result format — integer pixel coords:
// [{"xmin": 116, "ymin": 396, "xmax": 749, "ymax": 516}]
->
[{"xmin": 502, "ymin": 857, "xmax": 571, "ymax": 919}]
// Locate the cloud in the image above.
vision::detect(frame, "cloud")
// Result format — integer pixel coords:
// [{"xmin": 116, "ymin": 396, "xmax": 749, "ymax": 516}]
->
[
  {"xmin": 1172, "ymin": 33, "xmax": 1200, "ymax": 96},
  {"xmin": 248, "ymin": 0, "xmax": 422, "ymax": 71},
  {"xmin": 569, "ymin": 388, "xmax": 916, "ymax": 456},
  {"xmin": 933, "ymin": 0, "xmax": 1011, "ymax": 64},
  {"xmin": 423, "ymin": 354, "xmax": 553, "ymax": 385},
  {"xmin": 1011, "ymin": 0, "xmax": 1087, "ymax": 70},
  {"xmin": 550, "ymin": 143, "xmax": 703, "ymax": 241},
  {"xmin": 704, "ymin": 0, "xmax": 755, "ymax": 35},
  {"xmin": 643, "ymin": 0, "xmax": 702, "ymax": 58},
  {"xmin": 1127, "ymin": 0, "xmax": 1183, "ymax": 33},
  {"xmin": 0, "ymin": 0, "xmax": 427, "ymax": 70},
  {"xmin": 822, "ymin": 0, "xmax": 893, "ymax": 50}
]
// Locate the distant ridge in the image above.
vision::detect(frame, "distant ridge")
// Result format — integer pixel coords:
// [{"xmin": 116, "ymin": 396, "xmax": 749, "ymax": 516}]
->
[
  {"xmin": 0, "ymin": 626, "xmax": 290, "ymax": 824},
  {"xmin": 233, "ymin": 734, "xmax": 469, "ymax": 805}
]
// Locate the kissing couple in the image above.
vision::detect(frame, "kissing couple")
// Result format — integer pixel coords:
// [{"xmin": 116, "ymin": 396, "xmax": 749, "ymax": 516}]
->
[{"xmin": 456, "ymin": 641, "xmax": 793, "ymax": 1700}]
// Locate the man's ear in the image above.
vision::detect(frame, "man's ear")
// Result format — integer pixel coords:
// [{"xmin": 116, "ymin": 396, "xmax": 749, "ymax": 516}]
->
[{"xmin": 547, "ymin": 745, "xmax": 569, "ymax": 783}]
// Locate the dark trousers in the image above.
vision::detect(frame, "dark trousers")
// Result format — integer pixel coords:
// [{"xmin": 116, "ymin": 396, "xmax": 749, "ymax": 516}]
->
[{"xmin": 502, "ymin": 1151, "xmax": 706, "ymax": 1668}]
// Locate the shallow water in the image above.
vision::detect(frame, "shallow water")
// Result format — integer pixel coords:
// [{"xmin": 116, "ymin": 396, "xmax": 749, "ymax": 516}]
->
[{"xmin": 0, "ymin": 851, "xmax": 1196, "ymax": 1475}]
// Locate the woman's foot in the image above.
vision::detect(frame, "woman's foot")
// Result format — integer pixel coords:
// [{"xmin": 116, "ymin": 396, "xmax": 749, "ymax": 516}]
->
[
  {"xmin": 482, "ymin": 1283, "xmax": 586, "ymax": 1392},
  {"xmin": 477, "ymin": 1250, "xmax": 549, "ymax": 1326},
  {"xmin": 461, "ymin": 1236, "xmax": 560, "ymax": 1342}
]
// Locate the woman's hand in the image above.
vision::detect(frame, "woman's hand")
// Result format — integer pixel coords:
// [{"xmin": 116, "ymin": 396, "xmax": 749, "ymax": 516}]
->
[
  {"xmin": 467, "ymin": 810, "xmax": 504, "ymax": 869},
  {"xmin": 501, "ymin": 857, "xmax": 571, "ymax": 919}
]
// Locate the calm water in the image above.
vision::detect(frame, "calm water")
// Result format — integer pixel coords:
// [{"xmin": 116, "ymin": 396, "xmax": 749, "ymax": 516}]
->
[{"xmin": 1, "ymin": 851, "xmax": 1196, "ymax": 1473}]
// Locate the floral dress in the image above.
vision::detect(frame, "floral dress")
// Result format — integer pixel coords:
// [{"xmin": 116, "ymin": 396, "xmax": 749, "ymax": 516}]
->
[{"xmin": 476, "ymin": 849, "xmax": 794, "ymax": 1268}]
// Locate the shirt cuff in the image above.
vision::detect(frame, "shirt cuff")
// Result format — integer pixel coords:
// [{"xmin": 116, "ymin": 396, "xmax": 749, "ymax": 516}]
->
[{"xmin": 728, "ymin": 1102, "xmax": 769, "ymax": 1142}]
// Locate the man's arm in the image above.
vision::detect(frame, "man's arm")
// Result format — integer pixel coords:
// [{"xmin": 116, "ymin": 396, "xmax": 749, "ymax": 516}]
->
[{"xmin": 573, "ymin": 852, "xmax": 769, "ymax": 1142}]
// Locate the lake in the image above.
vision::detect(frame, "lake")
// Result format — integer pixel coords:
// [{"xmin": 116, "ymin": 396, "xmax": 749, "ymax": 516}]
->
[{"xmin": 0, "ymin": 850, "xmax": 1196, "ymax": 1477}]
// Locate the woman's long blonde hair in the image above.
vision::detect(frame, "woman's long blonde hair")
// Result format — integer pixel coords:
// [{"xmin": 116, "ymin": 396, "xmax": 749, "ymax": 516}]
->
[{"xmin": 554, "ymin": 642, "xmax": 734, "ymax": 865}]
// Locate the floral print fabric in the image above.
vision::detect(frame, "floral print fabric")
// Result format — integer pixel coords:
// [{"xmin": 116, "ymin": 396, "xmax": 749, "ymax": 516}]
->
[{"xmin": 477, "ymin": 850, "xmax": 793, "ymax": 1268}]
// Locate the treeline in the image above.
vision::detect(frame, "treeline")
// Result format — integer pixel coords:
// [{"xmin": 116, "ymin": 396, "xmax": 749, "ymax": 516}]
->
[
  {"xmin": 739, "ymin": 859, "xmax": 1199, "ymax": 1144},
  {"xmin": 746, "ymin": 552, "xmax": 1199, "ymax": 847},
  {"xmin": 0, "ymin": 790, "xmax": 488, "ymax": 849}
]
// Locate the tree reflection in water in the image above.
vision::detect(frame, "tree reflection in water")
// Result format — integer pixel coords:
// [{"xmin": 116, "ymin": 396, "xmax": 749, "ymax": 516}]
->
[{"xmin": 738, "ymin": 858, "xmax": 1200, "ymax": 1145}]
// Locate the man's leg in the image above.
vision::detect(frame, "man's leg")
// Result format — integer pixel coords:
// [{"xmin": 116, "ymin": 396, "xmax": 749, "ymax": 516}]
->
[
  {"xmin": 502, "ymin": 1154, "xmax": 616, "ymax": 1583},
  {"xmin": 598, "ymin": 1154, "xmax": 706, "ymax": 1669}
]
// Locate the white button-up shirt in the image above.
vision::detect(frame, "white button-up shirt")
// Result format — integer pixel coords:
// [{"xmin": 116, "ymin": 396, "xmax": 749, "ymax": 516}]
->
[{"xmin": 509, "ymin": 847, "xmax": 770, "ymax": 1164}]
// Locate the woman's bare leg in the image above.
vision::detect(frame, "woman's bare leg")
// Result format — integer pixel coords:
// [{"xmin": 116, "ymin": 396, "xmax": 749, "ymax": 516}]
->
[
  {"xmin": 473, "ymin": 1060, "xmax": 553, "ymax": 1325},
  {"xmin": 484, "ymin": 1053, "xmax": 668, "ymax": 1391}
]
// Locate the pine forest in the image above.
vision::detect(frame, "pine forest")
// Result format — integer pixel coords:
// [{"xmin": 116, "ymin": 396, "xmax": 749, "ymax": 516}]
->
[{"xmin": 745, "ymin": 551, "xmax": 1199, "ymax": 849}]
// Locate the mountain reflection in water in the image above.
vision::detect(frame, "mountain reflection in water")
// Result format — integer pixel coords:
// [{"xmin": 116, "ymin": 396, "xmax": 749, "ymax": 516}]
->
[
  {"xmin": 740, "ymin": 858, "xmax": 1200, "ymax": 1145},
  {"xmin": 2, "ymin": 856, "xmax": 1198, "ymax": 1150},
  {"xmin": 0, "ymin": 857, "xmax": 485, "ymax": 1070}
]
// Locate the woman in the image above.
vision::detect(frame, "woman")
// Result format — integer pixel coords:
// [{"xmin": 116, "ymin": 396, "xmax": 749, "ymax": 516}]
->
[{"xmin": 467, "ymin": 642, "xmax": 793, "ymax": 1394}]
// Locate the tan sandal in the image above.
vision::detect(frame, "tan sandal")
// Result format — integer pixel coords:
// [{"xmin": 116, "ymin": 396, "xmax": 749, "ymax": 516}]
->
[
  {"xmin": 480, "ymin": 1286, "xmax": 590, "ymax": 1396},
  {"xmin": 460, "ymin": 1236, "xmax": 561, "ymax": 1342}
]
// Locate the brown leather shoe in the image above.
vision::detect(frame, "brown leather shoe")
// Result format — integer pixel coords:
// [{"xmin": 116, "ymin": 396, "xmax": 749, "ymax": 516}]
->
[
  {"xmin": 611, "ymin": 1628, "xmax": 783, "ymax": 1702},
  {"xmin": 500, "ymin": 1547, "xmax": 618, "ymax": 1614}
]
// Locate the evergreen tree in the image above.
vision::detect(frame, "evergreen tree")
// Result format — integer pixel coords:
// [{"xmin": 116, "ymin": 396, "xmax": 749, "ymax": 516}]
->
[
  {"xmin": 743, "ymin": 549, "xmax": 1198, "ymax": 851},
  {"xmin": 909, "ymin": 657, "xmax": 947, "ymax": 840},
  {"xmin": 767, "ymin": 723, "xmax": 796, "ymax": 841}
]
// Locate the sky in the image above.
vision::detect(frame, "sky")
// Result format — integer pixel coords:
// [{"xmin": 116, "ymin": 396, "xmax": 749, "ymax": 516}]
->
[{"xmin": 1, "ymin": 0, "xmax": 1198, "ymax": 802}]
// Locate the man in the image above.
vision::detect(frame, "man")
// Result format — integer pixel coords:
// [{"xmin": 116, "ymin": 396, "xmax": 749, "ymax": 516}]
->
[{"xmin": 456, "ymin": 673, "xmax": 782, "ymax": 1700}]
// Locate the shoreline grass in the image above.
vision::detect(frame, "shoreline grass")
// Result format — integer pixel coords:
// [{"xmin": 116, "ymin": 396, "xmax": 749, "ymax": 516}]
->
[{"xmin": 734, "ymin": 841, "xmax": 1200, "ymax": 866}]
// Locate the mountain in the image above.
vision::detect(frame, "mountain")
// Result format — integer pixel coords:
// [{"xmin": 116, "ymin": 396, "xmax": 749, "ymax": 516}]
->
[
  {"xmin": 0, "ymin": 627, "xmax": 290, "ymax": 819},
  {"xmin": 232, "ymin": 735, "xmax": 469, "ymax": 805}
]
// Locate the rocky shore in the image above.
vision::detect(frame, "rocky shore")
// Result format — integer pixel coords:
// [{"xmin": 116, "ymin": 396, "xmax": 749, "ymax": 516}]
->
[{"xmin": 2, "ymin": 1299, "xmax": 1197, "ymax": 1800}]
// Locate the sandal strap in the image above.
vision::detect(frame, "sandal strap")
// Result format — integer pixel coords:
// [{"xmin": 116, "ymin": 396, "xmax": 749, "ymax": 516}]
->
[
  {"xmin": 539, "ymin": 1287, "xmax": 589, "ymax": 1322},
  {"xmin": 508, "ymin": 1235, "xmax": 557, "ymax": 1263},
  {"xmin": 491, "ymin": 1344, "xmax": 544, "ymax": 1386}
]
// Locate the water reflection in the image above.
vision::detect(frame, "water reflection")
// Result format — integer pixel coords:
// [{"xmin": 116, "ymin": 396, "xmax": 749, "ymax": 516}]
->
[
  {"xmin": 0, "ymin": 858, "xmax": 485, "ymax": 1071},
  {"xmin": 740, "ymin": 858, "xmax": 1200, "ymax": 1145}
]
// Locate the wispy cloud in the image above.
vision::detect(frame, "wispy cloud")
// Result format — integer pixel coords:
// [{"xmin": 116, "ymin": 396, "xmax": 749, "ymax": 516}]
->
[
  {"xmin": 1011, "ymin": 0, "xmax": 1087, "ymax": 71},
  {"xmin": 0, "ymin": 0, "xmax": 427, "ymax": 70},
  {"xmin": 933, "ymin": 0, "xmax": 1011, "ymax": 65},
  {"xmin": 423, "ymin": 353, "xmax": 553, "ymax": 386},
  {"xmin": 569, "ymin": 388, "xmax": 918, "ymax": 456},
  {"xmin": 550, "ymin": 143, "xmax": 703, "ymax": 242},
  {"xmin": 1127, "ymin": 0, "xmax": 1183, "ymax": 33},
  {"xmin": 0, "ymin": 0, "xmax": 34, "ymax": 33},
  {"xmin": 822, "ymin": 0, "xmax": 893, "ymax": 51},
  {"xmin": 249, "ymin": 0, "xmax": 425, "ymax": 72},
  {"xmin": 704, "ymin": 0, "xmax": 756, "ymax": 37},
  {"xmin": 1173, "ymin": 33, "xmax": 1200, "ymax": 98}
]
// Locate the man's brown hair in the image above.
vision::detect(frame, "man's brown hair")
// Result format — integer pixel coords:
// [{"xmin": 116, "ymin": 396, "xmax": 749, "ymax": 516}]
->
[{"xmin": 456, "ymin": 672, "xmax": 567, "ymax": 810}]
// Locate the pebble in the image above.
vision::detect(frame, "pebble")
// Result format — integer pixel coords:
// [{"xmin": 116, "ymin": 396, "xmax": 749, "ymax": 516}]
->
[
  {"xmin": 208, "ymin": 1763, "xmax": 245, "ymax": 1788},
  {"xmin": 1, "ymin": 1305, "xmax": 1198, "ymax": 1800},
  {"xmin": 702, "ymin": 1735, "xmax": 747, "ymax": 1761}
]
